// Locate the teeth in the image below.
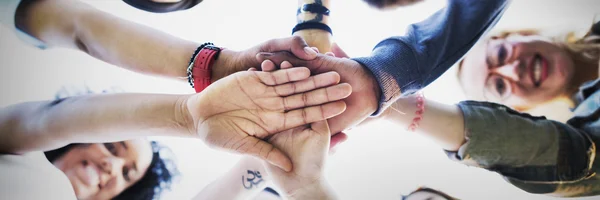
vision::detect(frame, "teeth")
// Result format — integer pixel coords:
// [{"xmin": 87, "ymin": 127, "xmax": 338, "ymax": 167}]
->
[{"xmin": 534, "ymin": 57, "xmax": 541, "ymax": 84}]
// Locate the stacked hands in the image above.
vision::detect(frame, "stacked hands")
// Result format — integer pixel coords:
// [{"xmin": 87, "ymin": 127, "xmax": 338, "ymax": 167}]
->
[{"xmin": 183, "ymin": 36, "xmax": 381, "ymax": 197}]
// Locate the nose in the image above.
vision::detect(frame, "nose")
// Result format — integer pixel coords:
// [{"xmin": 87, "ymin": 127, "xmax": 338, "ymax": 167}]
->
[
  {"xmin": 492, "ymin": 60, "xmax": 521, "ymax": 82},
  {"xmin": 99, "ymin": 158, "xmax": 124, "ymax": 185}
]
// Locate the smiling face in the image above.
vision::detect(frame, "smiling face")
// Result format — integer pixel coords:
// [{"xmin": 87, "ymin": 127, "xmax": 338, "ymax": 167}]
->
[
  {"xmin": 459, "ymin": 32, "xmax": 575, "ymax": 110},
  {"xmin": 53, "ymin": 140, "xmax": 153, "ymax": 200}
]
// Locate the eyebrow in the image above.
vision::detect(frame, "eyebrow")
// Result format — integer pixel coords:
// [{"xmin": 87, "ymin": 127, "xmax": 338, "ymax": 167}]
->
[{"xmin": 120, "ymin": 141, "xmax": 128, "ymax": 150}]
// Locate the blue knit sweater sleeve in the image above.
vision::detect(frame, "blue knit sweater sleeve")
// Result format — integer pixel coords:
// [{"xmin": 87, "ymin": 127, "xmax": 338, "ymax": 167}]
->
[{"xmin": 353, "ymin": 0, "xmax": 510, "ymax": 115}]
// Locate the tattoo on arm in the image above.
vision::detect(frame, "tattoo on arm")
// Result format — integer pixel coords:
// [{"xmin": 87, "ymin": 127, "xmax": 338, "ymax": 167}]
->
[
  {"xmin": 242, "ymin": 170, "xmax": 264, "ymax": 189},
  {"xmin": 296, "ymin": 0, "xmax": 325, "ymax": 23}
]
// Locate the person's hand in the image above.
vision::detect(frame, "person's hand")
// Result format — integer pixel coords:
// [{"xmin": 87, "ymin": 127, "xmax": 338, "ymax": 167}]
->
[
  {"xmin": 184, "ymin": 67, "xmax": 352, "ymax": 171},
  {"xmin": 256, "ymin": 44, "xmax": 382, "ymax": 146},
  {"xmin": 210, "ymin": 36, "xmax": 319, "ymax": 83},
  {"xmin": 327, "ymin": 43, "xmax": 389, "ymax": 129},
  {"xmin": 264, "ymin": 120, "xmax": 332, "ymax": 197}
]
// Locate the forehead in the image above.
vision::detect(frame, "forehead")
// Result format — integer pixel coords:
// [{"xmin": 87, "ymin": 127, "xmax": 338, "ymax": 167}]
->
[{"xmin": 459, "ymin": 40, "xmax": 489, "ymax": 101}]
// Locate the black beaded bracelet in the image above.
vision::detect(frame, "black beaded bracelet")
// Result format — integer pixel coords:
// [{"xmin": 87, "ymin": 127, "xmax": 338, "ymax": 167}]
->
[
  {"xmin": 187, "ymin": 42, "xmax": 214, "ymax": 88},
  {"xmin": 297, "ymin": 3, "xmax": 330, "ymax": 16},
  {"xmin": 292, "ymin": 22, "xmax": 333, "ymax": 35}
]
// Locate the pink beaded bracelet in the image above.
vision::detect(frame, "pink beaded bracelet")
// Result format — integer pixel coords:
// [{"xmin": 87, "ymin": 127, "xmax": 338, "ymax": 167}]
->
[{"xmin": 407, "ymin": 92, "xmax": 425, "ymax": 132}]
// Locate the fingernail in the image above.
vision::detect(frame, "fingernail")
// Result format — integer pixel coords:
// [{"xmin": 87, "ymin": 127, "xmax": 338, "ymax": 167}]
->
[{"xmin": 304, "ymin": 47, "xmax": 317, "ymax": 56}]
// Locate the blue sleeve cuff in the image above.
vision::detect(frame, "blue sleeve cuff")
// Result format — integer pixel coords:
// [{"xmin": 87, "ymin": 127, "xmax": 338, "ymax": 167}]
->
[{"xmin": 352, "ymin": 38, "xmax": 421, "ymax": 116}]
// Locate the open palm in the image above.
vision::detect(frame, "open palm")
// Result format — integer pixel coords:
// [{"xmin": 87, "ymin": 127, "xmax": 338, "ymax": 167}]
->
[{"xmin": 187, "ymin": 67, "xmax": 350, "ymax": 171}]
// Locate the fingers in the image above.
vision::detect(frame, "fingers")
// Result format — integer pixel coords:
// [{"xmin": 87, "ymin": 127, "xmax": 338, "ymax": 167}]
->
[
  {"xmin": 329, "ymin": 132, "xmax": 348, "ymax": 155},
  {"xmin": 248, "ymin": 67, "xmax": 258, "ymax": 71},
  {"xmin": 331, "ymin": 43, "xmax": 349, "ymax": 58},
  {"xmin": 282, "ymin": 101, "xmax": 347, "ymax": 130},
  {"xmin": 260, "ymin": 36, "xmax": 317, "ymax": 61},
  {"xmin": 325, "ymin": 52, "xmax": 335, "ymax": 57},
  {"xmin": 329, "ymin": 132, "xmax": 348, "ymax": 150},
  {"xmin": 280, "ymin": 61, "xmax": 293, "ymax": 69},
  {"xmin": 233, "ymin": 136, "xmax": 293, "ymax": 172},
  {"xmin": 311, "ymin": 47, "xmax": 320, "ymax": 54},
  {"xmin": 260, "ymin": 60, "xmax": 296, "ymax": 72},
  {"xmin": 273, "ymin": 71, "xmax": 340, "ymax": 96},
  {"xmin": 256, "ymin": 51, "xmax": 310, "ymax": 68},
  {"xmin": 282, "ymin": 83, "xmax": 351, "ymax": 111},
  {"xmin": 255, "ymin": 67, "xmax": 311, "ymax": 85},
  {"xmin": 261, "ymin": 60, "xmax": 277, "ymax": 72}
]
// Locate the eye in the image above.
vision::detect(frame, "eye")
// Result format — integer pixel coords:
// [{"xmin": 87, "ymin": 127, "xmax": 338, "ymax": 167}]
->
[
  {"xmin": 103, "ymin": 143, "xmax": 118, "ymax": 156},
  {"xmin": 497, "ymin": 45, "xmax": 507, "ymax": 66},
  {"xmin": 123, "ymin": 167, "xmax": 131, "ymax": 182},
  {"xmin": 495, "ymin": 76, "xmax": 508, "ymax": 97}
]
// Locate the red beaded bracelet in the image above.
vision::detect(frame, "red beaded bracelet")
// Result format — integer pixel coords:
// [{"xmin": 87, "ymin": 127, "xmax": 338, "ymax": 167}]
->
[{"xmin": 407, "ymin": 92, "xmax": 425, "ymax": 132}]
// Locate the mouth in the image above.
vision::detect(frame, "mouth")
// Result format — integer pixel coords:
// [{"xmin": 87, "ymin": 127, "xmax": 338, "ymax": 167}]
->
[{"xmin": 530, "ymin": 54, "xmax": 548, "ymax": 87}]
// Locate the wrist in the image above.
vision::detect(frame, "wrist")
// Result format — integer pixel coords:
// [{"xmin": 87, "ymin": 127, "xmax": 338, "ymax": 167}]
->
[
  {"xmin": 355, "ymin": 60, "xmax": 381, "ymax": 114},
  {"xmin": 238, "ymin": 157, "xmax": 271, "ymax": 192},
  {"xmin": 287, "ymin": 179, "xmax": 335, "ymax": 200},
  {"xmin": 177, "ymin": 94, "xmax": 198, "ymax": 138},
  {"xmin": 187, "ymin": 44, "xmax": 223, "ymax": 93},
  {"xmin": 211, "ymin": 49, "xmax": 241, "ymax": 83}
]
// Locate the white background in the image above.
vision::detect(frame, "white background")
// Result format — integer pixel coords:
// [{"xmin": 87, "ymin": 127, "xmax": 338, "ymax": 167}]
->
[{"xmin": 1, "ymin": 0, "xmax": 599, "ymax": 199}]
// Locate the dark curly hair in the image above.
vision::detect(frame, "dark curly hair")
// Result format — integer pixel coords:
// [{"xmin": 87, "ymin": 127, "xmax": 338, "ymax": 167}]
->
[
  {"xmin": 123, "ymin": 0, "xmax": 203, "ymax": 13},
  {"xmin": 401, "ymin": 187, "xmax": 458, "ymax": 200},
  {"xmin": 44, "ymin": 142, "xmax": 179, "ymax": 200},
  {"xmin": 47, "ymin": 86, "xmax": 179, "ymax": 199}
]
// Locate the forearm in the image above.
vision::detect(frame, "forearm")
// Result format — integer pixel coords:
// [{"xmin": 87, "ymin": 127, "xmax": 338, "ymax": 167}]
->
[
  {"xmin": 386, "ymin": 95, "xmax": 465, "ymax": 151},
  {"xmin": 16, "ymin": 0, "xmax": 197, "ymax": 80},
  {"xmin": 388, "ymin": 97, "xmax": 597, "ymax": 188},
  {"xmin": 353, "ymin": 0, "xmax": 510, "ymax": 115},
  {"xmin": 193, "ymin": 157, "xmax": 269, "ymax": 200},
  {"xmin": 294, "ymin": 0, "xmax": 332, "ymax": 52},
  {"xmin": 0, "ymin": 93, "xmax": 193, "ymax": 154}
]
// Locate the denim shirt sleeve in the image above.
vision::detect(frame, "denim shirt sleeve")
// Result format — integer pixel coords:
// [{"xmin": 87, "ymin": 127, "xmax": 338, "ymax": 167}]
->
[
  {"xmin": 352, "ymin": 0, "xmax": 510, "ymax": 115},
  {"xmin": 448, "ymin": 101, "xmax": 596, "ymax": 195},
  {"xmin": 0, "ymin": 0, "xmax": 47, "ymax": 49}
]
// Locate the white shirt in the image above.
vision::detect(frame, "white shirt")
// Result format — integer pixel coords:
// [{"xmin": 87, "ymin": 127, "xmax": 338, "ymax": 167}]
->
[{"xmin": 0, "ymin": 152, "xmax": 77, "ymax": 200}]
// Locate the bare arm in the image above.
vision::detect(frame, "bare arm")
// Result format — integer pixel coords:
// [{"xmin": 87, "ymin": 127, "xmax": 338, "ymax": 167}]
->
[
  {"xmin": 192, "ymin": 157, "xmax": 270, "ymax": 200},
  {"xmin": 383, "ymin": 95, "xmax": 598, "ymax": 196},
  {"xmin": 15, "ymin": 0, "xmax": 197, "ymax": 80},
  {"xmin": 384, "ymin": 95, "xmax": 465, "ymax": 151},
  {"xmin": 0, "ymin": 93, "xmax": 193, "ymax": 154},
  {"xmin": 294, "ymin": 0, "xmax": 332, "ymax": 53},
  {"xmin": 13, "ymin": 0, "xmax": 320, "ymax": 84}
]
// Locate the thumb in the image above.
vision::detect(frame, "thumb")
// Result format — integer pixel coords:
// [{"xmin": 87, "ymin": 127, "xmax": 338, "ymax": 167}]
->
[
  {"xmin": 331, "ymin": 43, "xmax": 349, "ymax": 58},
  {"xmin": 235, "ymin": 137, "xmax": 293, "ymax": 172}
]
